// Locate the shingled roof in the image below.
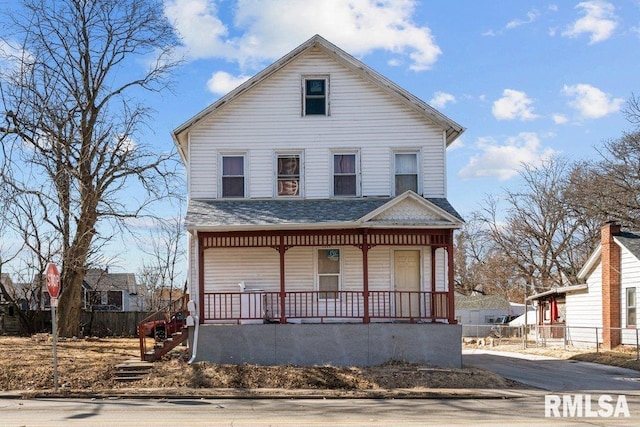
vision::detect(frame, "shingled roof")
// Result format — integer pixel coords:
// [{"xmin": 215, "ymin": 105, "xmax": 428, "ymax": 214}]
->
[{"xmin": 185, "ymin": 197, "xmax": 463, "ymax": 231}]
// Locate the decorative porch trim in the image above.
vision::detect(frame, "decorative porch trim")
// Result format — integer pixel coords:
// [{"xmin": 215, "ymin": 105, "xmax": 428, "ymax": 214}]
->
[{"xmin": 196, "ymin": 228, "xmax": 456, "ymax": 324}]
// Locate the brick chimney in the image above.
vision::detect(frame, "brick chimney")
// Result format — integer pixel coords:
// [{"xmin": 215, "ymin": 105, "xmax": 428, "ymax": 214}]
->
[{"xmin": 601, "ymin": 221, "xmax": 621, "ymax": 349}]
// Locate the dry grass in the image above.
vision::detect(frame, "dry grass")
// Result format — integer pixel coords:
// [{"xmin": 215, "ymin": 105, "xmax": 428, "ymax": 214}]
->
[
  {"xmin": 466, "ymin": 338, "xmax": 640, "ymax": 371},
  {"xmin": 0, "ymin": 335, "xmax": 521, "ymax": 393}
]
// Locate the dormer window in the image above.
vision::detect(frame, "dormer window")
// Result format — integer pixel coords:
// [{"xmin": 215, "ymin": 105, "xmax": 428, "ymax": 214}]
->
[{"xmin": 303, "ymin": 76, "xmax": 328, "ymax": 116}]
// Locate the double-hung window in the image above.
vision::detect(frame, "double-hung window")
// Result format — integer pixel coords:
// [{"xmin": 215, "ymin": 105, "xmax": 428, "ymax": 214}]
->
[
  {"xmin": 627, "ymin": 287, "xmax": 637, "ymax": 326},
  {"xmin": 303, "ymin": 77, "xmax": 328, "ymax": 116},
  {"xmin": 394, "ymin": 151, "xmax": 419, "ymax": 195},
  {"xmin": 333, "ymin": 152, "xmax": 359, "ymax": 196},
  {"xmin": 221, "ymin": 155, "xmax": 245, "ymax": 198},
  {"xmin": 277, "ymin": 153, "xmax": 301, "ymax": 196},
  {"xmin": 317, "ymin": 249, "xmax": 340, "ymax": 300}
]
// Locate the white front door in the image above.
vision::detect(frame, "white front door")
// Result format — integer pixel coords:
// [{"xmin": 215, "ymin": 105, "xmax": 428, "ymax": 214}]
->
[{"xmin": 394, "ymin": 250, "xmax": 421, "ymax": 318}]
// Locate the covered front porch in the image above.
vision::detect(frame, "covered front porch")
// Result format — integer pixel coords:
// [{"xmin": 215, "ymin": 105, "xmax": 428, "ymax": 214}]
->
[{"xmin": 195, "ymin": 228, "xmax": 456, "ymax": 325}]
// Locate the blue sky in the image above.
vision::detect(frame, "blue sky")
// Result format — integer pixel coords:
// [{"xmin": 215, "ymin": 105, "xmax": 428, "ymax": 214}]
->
[
  {"xmin": 4, "ymin": 0, "xmax": 640, "ymax": 277},
  {"xmin": 155, "ymin": 0, "xmax": 640, "ymax": 219}
]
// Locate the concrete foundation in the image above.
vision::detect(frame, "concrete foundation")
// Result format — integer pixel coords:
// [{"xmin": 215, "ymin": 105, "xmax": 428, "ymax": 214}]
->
[{"xmin": 189, "ymin": 323, "xmax": 462, "ymax": 368}]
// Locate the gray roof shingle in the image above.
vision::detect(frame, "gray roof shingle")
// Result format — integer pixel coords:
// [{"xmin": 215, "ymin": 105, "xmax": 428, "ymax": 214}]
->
[{"xmin": 186, "ymin": 197, "xmax": 463, "ymax": 229}]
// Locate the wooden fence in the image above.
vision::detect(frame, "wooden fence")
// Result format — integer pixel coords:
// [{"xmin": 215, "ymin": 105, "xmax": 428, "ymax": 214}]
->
[{"xmin": 13, "ymin": 310, "xmax": 154, "ymax": 337}]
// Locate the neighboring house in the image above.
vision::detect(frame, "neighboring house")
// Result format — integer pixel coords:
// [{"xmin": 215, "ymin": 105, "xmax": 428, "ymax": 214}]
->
[
  {"xmin": 455, "ymin": 293, "xmax": 522, "ymax": 325},
  {"xmin": 83, "ymin": 268, "xmax": 146, "ymax": 312},
  {"xmin": 529, "ymin": 222, "xmax": 639, "ymax": 348},
  {"xmin": 172, "ymin": 35, "xmax": 465, "ymax": 367}
]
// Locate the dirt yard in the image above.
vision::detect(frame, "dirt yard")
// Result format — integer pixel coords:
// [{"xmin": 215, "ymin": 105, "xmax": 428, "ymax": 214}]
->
[
  {"xmin": 0, "ymin": 335, "xmax": 521, "ymax": 393},
  {"xmin": 1, "ymin": 336, "xmax": 637, "ymax": 395}
]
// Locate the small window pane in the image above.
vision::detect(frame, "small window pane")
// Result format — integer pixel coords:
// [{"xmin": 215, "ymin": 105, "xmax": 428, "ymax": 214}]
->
[
  {"xmin": 223, "ymin": 156, "xmax": 244, "ymax": 175},
  {"xmin": 305, "ymin": 98, "xmax": 325, "ymax": 115},
  {"xmin": 319, "ymin": 276, "xmax": 339, "ymax": 299},
  {"xmin": 306, "ymin": 79, "xmax": 325, "ymax": 95},
  {"xmin": 334, "ymin": 154, "xmax": 355, "ymax": 174},
  {"xmin": 628, "ymin": 288, "xmax": 637, "ymax": 326},
  {"xmin": 395, "ymin": 175, "xmax": 418, "ymax": 194},
  {"xmin": 395, "ymin": 153, "xmax": 417, "ymax": 173},
  {"xmin": 318, "ymin": 250, "xmax": 340, "ymax": 273},
  {"xmin": 223, "ymin": 177, "xmax": 244, "ymax": 197},
  {"xmin": 334, "ymin": 176, "xmax": 356, "ymax": 196}
]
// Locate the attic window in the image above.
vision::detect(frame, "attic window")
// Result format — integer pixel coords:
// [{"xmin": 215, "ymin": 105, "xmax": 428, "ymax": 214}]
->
[{"xmin": 303, "ymin": 77, "xmax": 328, "ymax": 116}]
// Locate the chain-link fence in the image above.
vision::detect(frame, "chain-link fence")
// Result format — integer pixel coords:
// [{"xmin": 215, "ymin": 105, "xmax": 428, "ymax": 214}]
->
[{"xmin": 462, "ymin": 323, "xmax": 640, "ymax": 360}]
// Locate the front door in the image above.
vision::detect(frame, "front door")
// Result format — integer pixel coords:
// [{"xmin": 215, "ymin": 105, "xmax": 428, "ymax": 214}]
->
[{"xmin": 394, "ymin": 250, "xmax": 421, "ymax": 319}]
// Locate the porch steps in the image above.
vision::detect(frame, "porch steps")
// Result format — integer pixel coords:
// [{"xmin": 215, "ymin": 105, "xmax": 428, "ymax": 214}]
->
[
  {"xmin": 114, "ymin": 359, "xmax": 153, "ymax": 382},
  {"xmin": 143, "ymin": 328, "xmax": 189, "ymax": 362}
]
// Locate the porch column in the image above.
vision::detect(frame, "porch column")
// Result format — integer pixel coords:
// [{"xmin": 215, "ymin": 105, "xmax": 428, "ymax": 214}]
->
[
  {"xmin": 362, "ymin": 230, "xmax": 370, "ymax": 323},
  {"xmin": 431, "ymin": 247, "xmax": 437, "ymax": 322},
  {"xmin": 447, "ymin": 230, "xmax": 456, "ymax": 324},
  {"xmin": 198, "ymin": 236, "xmax": 205, "ymax": 324},
  {"xmin": 279, "ymin": 235, "xmax": 286, "ymax": 324}
]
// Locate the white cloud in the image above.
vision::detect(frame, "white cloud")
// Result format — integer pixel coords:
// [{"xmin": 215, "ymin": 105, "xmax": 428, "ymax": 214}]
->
[
  {"xmin": 562, "ymin": 1, "xmax": 617, "ymax": 44},
  {"xmin": 164, "ymin": 0, "xmax": 233, "ymax": 59},
  {"xmin": 164, "ymin": 0, "xmax": 441, "ymax": 72},
  {"xmin": 430, "ymin": 91, "xmax": 456, "ymax": 109},
  {"xmin": 459, "ymin": 133, "xmax": 558, "ymax": 181},
  {"xmin": 206, "ymin": 71, "xmax": 250, "ymax": 95},
  {"xmin": 552, "ymin": 114, "xmax": 568, "ymax": 124},
  {"xmin": 492, "ymin": 89, "xmax": 538, "ymax": 121},
  {"xmin": 562, "ymin": 83, "xmax": 623, "ymax": 118},
  {"xmin": 506, "ymin": 10, "xmax": 540, "ymax": 29}
]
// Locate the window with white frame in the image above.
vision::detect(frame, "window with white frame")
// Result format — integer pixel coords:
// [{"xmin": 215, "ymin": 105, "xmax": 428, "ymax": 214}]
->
[
  {"xmin": 394, "ymin": 151, "xmax": 419, "ymax": 195},
  {"xmin": 317, "ymin": 249, "xmax": 340, "ymax": 300},
  {"xmin": 303, "ymin": 77, "xmax": 328, "ymax": 116},
  {"xmin": 333, "ymin": 152, "xmax": 358, "ymax": 196},
  {"xmin": 221, "ymin": 155, "xmax": 245, "ymax": 198},
  {"xmin": 276, "ymin": 153, "xmax": 301, "ymax": 196},
  {"xmin": 627, "ymin": 287, "xmax": 637, "ymax": 326}
]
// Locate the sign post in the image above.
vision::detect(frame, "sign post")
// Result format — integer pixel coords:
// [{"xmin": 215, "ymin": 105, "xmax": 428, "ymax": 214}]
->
[{"xmin": 46, "ymin": 263, "xmax": 61, "ymax": 392}]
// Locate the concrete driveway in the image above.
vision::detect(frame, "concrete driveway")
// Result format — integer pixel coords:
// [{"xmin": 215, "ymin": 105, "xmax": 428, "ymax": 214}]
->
[{"xmin": 463, "ymin": 349, "xmax": 640, "ymax": 392}]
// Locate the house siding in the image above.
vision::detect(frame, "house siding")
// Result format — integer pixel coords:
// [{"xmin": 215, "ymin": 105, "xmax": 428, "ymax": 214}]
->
[
  {"xmin": 188, "ymin": 49, "xmax": 446, "ymax": 200},
  {"xmin": 619, "ymin": 244, "xmax": 640, "ymax": 344},
  {"xmin": 567, "ymin": 242, "xmax": 640, "ymax": 346},
  {"xmin": 566, "ymin": 265, "xmax": 603, "ymax": 346}
]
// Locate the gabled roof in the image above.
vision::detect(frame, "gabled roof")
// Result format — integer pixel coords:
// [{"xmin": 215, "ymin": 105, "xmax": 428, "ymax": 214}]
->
[
  {"xmin": 577, "ymin": 230, "xmax": 640, "ymax": 281},
  {"xmin": 83, "ymin": 269, "xmax": 139, "ymax": 294},
  {"xmin": 172, "ymin": 34, "xmax": 465, "ymax": 160},
  {"xmin": 455, "ymin": 294, "xmax": 511, "ymax": 310},
  {"xmin": 185, "ymin": 193, "xmax": 463, "ymax": 232}
]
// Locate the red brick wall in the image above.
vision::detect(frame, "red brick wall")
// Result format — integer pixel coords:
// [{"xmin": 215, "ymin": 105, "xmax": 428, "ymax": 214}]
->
[{"xmin": 601, "ymin": 222, "xmax": 621, "ymax": 349}]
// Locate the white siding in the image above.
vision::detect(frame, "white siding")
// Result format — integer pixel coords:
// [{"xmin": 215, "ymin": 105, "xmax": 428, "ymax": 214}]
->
[
  {"xmin": 203, "ymin": 248, "xmax": 280, "ymax": 293},
  {"xmin": 566, "ymin": 264, "xmax": 602, "ymax": 345},
  {"xmin": 188, "ymin": 49, "xmax": 446, "ymax": 200},
  {"xmin": 620, "ymin": 244, "xmax": 640, "ymax": 328}
]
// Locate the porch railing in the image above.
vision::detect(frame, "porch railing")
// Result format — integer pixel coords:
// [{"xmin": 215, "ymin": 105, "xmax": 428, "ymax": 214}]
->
[{"xmin": 202, "ymin": 290, "xmax": 449, "ymax": 323}]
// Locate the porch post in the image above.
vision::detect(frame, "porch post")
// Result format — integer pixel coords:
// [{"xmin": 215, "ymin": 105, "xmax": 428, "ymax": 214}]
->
[
  {"xmin": 362, "ymin": 229, "xmax": 370, "ymax": 323},
  {"xmin": 431, "ymin": 247, "xmax": 437, "ymax": 322},
  {"xmin": 447, "ymin": 229, "xmax": 456, "ymax": 324},
  {"xmin": 279, "ymin": 234, "xmax": 286, "ymax": 324},
  {"xmin": 198, "ymin": 236, "xmax": 205, "ymax": 324}
]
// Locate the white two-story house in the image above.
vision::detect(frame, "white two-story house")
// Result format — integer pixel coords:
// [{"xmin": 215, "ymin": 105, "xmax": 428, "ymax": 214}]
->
[{"xmin": 172, "ymin": 35, "xmax": 465, "ymax": 367}]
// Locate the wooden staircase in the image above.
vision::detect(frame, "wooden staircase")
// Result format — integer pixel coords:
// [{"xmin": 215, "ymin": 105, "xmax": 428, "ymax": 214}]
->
[
  {"xmin": 138, "ymin": 295, "xmax": 190, "ymax": 362},
  {"xmin": 144, "ymin": 327, "xmax": 188, "ymax": 362}
]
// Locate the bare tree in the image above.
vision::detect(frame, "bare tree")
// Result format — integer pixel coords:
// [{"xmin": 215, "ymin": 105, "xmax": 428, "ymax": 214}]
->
[
  {"xmin": 0, "ymin": 0, "xmax": 181, "ymax": 336},
  {"xmin": 474, "ymin": 157, "xmax": 599, "ymax": 294},
  {"xmin": 136, "ymin": 214, "xmax": 185, "ymax": 311},
  {"xmin": 568, "ymin": 94, "xmax": 640, "ymax": 229}
]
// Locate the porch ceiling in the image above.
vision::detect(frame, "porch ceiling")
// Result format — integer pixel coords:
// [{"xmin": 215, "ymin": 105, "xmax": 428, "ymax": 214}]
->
[{"xmin": 186, "ymin": 197, "xmax": 463, "ymax": 231}]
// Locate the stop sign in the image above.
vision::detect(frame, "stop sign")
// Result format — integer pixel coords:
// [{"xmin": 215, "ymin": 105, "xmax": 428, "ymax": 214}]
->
[{"xmin": 46, "ymin": 263, "xmax": 61, "ymax": 299}]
